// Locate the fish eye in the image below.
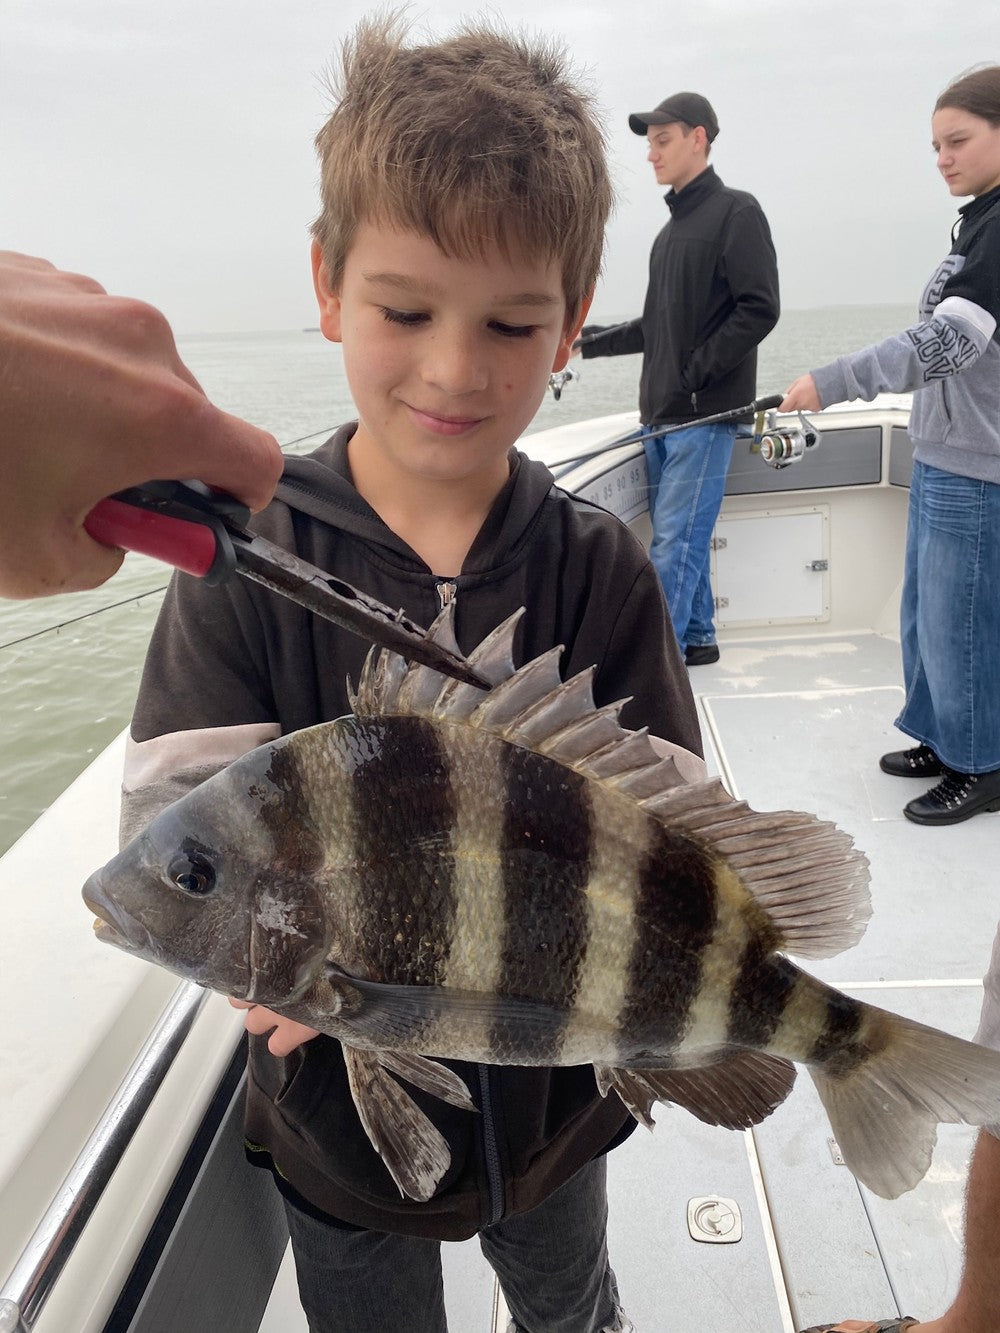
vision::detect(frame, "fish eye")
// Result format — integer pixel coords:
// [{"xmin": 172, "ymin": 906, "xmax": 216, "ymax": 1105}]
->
[{"xmin": 167, "ymin": 851, "xmax": 217, "ymax": 895}]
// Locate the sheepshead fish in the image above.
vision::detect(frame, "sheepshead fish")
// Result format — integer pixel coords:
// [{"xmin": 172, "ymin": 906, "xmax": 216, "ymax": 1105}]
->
[{"xmin": 84, "ymin": 608, "xmax": 1000, "ymax": 1204}]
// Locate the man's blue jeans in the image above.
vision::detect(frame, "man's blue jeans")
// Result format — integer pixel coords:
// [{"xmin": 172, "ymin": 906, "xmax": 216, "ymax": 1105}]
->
[
  {"xmin": 282, "ymin": 1156, "xmax": 631, "ymax": 1332},
  {"xmin": 643, "ymin": 421, "xmax": 736, "ymax": 650},
  {"xmin": 897, "ymin": 460, "xmax": 1000, "ymax": 773}
]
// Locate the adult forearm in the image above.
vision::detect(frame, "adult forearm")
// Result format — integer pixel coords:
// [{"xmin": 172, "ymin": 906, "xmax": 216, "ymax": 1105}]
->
[{"xmin": 938, "ymin": 1130, "xmax": 1000, "ymax": 1332}]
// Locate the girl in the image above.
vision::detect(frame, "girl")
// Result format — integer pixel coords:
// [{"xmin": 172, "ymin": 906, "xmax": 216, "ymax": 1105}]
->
[{"xmin": 783, "ymin": 64, "xmax": 1000, "ymax": 828}]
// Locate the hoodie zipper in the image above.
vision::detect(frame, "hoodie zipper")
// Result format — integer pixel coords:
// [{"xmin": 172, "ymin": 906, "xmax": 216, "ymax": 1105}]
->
[
  {"xmin": 436, "ymin": 579, "xmax": 458, "ymax": 609},
  {"xmin": 478, "ymin": 1066, "xmax": 506, "ymax": 1224}
]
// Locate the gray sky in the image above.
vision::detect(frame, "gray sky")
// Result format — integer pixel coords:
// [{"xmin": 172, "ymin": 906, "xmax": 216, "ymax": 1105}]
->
[{"xmin": 4, "ymin": 1, "xmax": 998, "ymax": 333}]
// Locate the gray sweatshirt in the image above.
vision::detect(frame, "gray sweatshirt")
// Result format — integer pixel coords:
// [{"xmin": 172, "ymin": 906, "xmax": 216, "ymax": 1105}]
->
[{"xmin": 811, "ymin": 186, "xmax": 1000, "ymax": 483}]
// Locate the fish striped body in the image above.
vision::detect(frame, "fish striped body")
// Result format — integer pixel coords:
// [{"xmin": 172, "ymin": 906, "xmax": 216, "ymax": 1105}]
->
[
  {"xmin": 84, "ymin": 606, "xmax": 1000, "ymax": 1204},
  {"xmin": 273, "ymin": 713, "xmax": 793, "ymax": 1071}
]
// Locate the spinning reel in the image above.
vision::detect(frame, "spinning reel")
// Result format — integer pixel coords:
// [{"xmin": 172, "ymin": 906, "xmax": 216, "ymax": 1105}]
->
[{"xmin": 751, "ymin": 407, "xmax": 820, "ymax": 469}]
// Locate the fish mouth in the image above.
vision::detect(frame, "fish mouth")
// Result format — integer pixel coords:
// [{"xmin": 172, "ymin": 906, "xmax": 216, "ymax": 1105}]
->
[{"xmin": 82, "ymin": 874, "xmax": 151, "ymax": 956}]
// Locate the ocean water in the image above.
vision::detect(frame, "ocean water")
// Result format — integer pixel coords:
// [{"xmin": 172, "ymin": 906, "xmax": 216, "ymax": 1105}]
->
[{"xmin": 0, "ymin": 303, "xmax": 913, "ymax": 856}]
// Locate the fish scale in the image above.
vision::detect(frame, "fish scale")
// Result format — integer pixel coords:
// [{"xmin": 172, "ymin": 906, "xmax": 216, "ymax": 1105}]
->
[
  {"xmin": 493, "ymin": 740, "xmax": 592, "ymax": 1015},
  {"xmin": 343, "ymin": 715, "xmax": 457, "ymax": 988},
  {"xmin": 84, "ymin": 603, "xmax": 1000, "ymax": 1205}
]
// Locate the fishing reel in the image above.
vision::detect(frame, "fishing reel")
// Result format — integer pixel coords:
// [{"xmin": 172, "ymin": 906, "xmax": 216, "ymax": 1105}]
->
[
  {"xmin": 548, "ymin": 367, "xmax": 579, "ymax": 402},
  {"xmin": 751, "ymin": 408, "xmax": 820, "ymax": 469}
]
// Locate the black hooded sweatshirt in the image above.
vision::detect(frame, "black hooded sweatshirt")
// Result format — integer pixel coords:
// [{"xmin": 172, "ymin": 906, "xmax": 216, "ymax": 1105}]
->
[
  {"xmin": 581, "ymin": 166, "xmax": 779, "ymax": 425},
  {"xmin": 125, "ymin": 424, "xmax": 701, "ymax": 1240}
]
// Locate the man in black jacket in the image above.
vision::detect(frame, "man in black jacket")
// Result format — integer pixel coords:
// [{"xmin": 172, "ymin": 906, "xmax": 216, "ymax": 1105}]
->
[{"xmin": 580, "ymin": 92, "xmax": 779, "ymax": 666}]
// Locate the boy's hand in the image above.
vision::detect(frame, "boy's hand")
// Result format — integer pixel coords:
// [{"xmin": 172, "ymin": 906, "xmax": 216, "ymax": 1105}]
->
[{"xmin": 229, "ymin": 998, "xmax": 321, "ymax": 1056}]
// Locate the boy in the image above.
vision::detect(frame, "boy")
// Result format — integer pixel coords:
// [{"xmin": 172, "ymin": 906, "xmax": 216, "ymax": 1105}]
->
[{"xmin": 123, "ymin": 16, "xmax": 702, "ymax": 1332}]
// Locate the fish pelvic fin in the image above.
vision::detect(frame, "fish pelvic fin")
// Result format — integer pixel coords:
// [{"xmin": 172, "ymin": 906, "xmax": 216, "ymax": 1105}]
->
[
  {"xmin": 595, "ymin": 1051, "xmax": 796, "ymax": 1131},
  {"xmin": 342, "ymin": 1045, "xmax": 473, "ymax": 1202},
  {"xmin": 809, "ymin": 1008, "xmax": 1000, "ymax": 1198},
  {"xmin": 376, "ymin": 1049, "xmax": 477, "ymax": 1113}
]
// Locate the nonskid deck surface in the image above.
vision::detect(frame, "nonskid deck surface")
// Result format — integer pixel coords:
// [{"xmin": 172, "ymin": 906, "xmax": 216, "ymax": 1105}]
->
[{"xmin": 260, "ymin": 632, "xmax": 992, "ymax": 1332}]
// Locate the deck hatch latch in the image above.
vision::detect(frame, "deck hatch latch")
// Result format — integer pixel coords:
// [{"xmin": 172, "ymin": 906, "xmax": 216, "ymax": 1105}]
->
[{"xmin": 687, "ymin": 1195, "xmax": 743, "ymax": 1244}]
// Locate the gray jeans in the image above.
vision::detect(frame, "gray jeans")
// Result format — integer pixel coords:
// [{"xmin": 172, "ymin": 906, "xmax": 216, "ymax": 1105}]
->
[{"xmin": 282, "ymin": 1156, "xmax": 632, "ymax": 1332}]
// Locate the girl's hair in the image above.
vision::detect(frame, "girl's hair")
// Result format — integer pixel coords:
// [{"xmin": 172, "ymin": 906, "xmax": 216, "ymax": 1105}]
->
[
  {"xmin": 311, "ymin": 13, "xmax": 613, "ymax": 323},
  {"xmin": 936, "ymin": 65, "xmax": 1000, "ymax": 126}
]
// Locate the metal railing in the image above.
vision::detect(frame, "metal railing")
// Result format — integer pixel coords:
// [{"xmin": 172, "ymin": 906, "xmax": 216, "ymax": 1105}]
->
[{"xmin": 0, "ymin": 981, "xmax": 211, "ymax": 1333}]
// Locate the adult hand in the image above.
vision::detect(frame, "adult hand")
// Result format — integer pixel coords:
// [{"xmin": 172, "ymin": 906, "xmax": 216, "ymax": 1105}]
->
[
  {"xmin": 0, "ymin": 251, "xmax": 285, "ymax": 598},
  {"xmin": 778, "ymin": 373, "xmax": 821, "ymax": 413},
  {"xmin": 229, "ymin": 997, "xmax": 321, "ymax": 1057}
]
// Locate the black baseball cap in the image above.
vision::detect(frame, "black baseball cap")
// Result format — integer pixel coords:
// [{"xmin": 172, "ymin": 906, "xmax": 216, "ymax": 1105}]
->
[{"xmin": 629, "ymin": 92, "xmax": 719, "ymax": 142}]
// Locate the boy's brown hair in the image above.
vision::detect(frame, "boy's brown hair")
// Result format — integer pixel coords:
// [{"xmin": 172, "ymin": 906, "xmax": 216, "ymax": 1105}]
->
[{"xmin": 311, "ymin": 13, "xmax": 612, "ymax": 323}]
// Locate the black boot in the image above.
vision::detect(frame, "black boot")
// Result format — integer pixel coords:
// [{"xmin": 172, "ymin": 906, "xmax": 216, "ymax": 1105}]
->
[
  {"xmin": 685, "ymin": 643, "xmax": 720, "ymax": 666},
  {"xmin": 904, "ymin": 767, "xmax": 1000, "ymax": 825},
  {"xmin": 879, "ymin": 744, "xmax": 942, "ymax": 778}
]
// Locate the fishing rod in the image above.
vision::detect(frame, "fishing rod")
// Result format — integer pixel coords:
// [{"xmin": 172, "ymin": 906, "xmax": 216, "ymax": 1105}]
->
[
  {"xmin": 550, "ymin": 393, "xmax": 788, "ymax": 469},
  {"xmin": 574, "ymin": 321, "xmax": 636, "ymax": 348}
]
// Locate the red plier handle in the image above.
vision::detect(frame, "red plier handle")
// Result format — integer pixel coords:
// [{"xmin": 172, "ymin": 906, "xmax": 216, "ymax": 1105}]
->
[{"xmin": 84, "ymin": 481, "xmax": 249, "ymax": 585}]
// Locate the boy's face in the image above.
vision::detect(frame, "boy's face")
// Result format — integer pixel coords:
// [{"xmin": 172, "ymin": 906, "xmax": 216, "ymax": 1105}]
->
[
  {"xmin": 646, "ymin": 122, "xmax": 704, "ymax": 192},
  {"xmin": 311, "ymin": 224, "xmax": 590, "ymax": 494}
]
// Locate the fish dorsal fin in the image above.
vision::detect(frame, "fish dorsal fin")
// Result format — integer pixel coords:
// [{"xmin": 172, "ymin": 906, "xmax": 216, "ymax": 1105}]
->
[
  {"xmin": 350, "ymin": 605, "xmax": 522, "ymax": 718},
  {"xmin": 351, "ymin": 604, "xmax": 686, "ymax": 798},
  {"xmin": 348, "ymin": 609, "xmax": 870, "ymax": 959},
  {"xmin": 641, "ymin": 780, "xmax": 872, "ymax": 958},
  {"xmin": 349, "ymin": 640, "xmax": 409, "ymax": 715}
]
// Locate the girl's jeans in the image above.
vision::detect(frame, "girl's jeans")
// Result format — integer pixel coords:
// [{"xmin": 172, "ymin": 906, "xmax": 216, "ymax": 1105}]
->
[{"xmin": 897, "ymin": 460, "xmax": 1000, "ymax": 773}]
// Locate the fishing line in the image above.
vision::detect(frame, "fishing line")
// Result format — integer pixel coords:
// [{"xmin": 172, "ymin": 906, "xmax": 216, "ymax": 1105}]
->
[
  {"xmin": 0, "ymin": 424, "xmax": 339, "ymax": 654},
  {"xmin": 0, "ymin": 587, "xmax": 171, "ymax": 651}
]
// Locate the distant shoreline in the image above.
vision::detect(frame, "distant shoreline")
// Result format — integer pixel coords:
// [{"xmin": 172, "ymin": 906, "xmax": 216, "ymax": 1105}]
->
[{"xmin": 176, "ymin": 302, "xmax": 915, "ymax": 342}]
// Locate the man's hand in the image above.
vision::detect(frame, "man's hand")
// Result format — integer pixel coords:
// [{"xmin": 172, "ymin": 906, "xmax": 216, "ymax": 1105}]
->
[
  {"xmin": 0, "ymin": 251, "xmax": 284, "ymax": 598},
  {"xmin": 229, "ymin": 998, "xmax": 321, "ymax": 1057},
  {"xmin": 778, "ymin": 373, "xmax": 821, "ymax": 414}
]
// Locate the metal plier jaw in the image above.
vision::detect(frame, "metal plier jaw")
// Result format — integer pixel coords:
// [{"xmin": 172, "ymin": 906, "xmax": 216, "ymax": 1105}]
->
[{"xmin": 85, "ymin": 481, "xmax": 490, "ymax": 689}]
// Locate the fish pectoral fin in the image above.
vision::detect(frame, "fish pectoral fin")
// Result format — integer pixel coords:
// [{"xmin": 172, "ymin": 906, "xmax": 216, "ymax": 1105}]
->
[
  {"xmin": 596, "ymin": 1050, "xmax": 797, "ymax": 1131},
  {"xmin": 323, "ymin": 962, "xmax": 586, "ymax": 1049},
  {"xmin": 342, "ymin": 1045, "xmax": 455, "ymax": 1203},
  {"xmin": 378, "ymin": 1049, "xmax": 476, "ymax": 1112}
]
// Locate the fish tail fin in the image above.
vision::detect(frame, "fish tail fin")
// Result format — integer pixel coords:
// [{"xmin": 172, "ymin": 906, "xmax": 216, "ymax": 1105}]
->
[{"xmin": 810, "ymin": 1008, "xmax": 1000, "ymax": 1198}]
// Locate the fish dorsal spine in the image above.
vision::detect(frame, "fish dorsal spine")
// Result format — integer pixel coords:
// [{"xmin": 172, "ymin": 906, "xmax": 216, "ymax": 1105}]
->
[{"xmin": 349, "ymin": 604, "xmax": 685, "ymax": 796}]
